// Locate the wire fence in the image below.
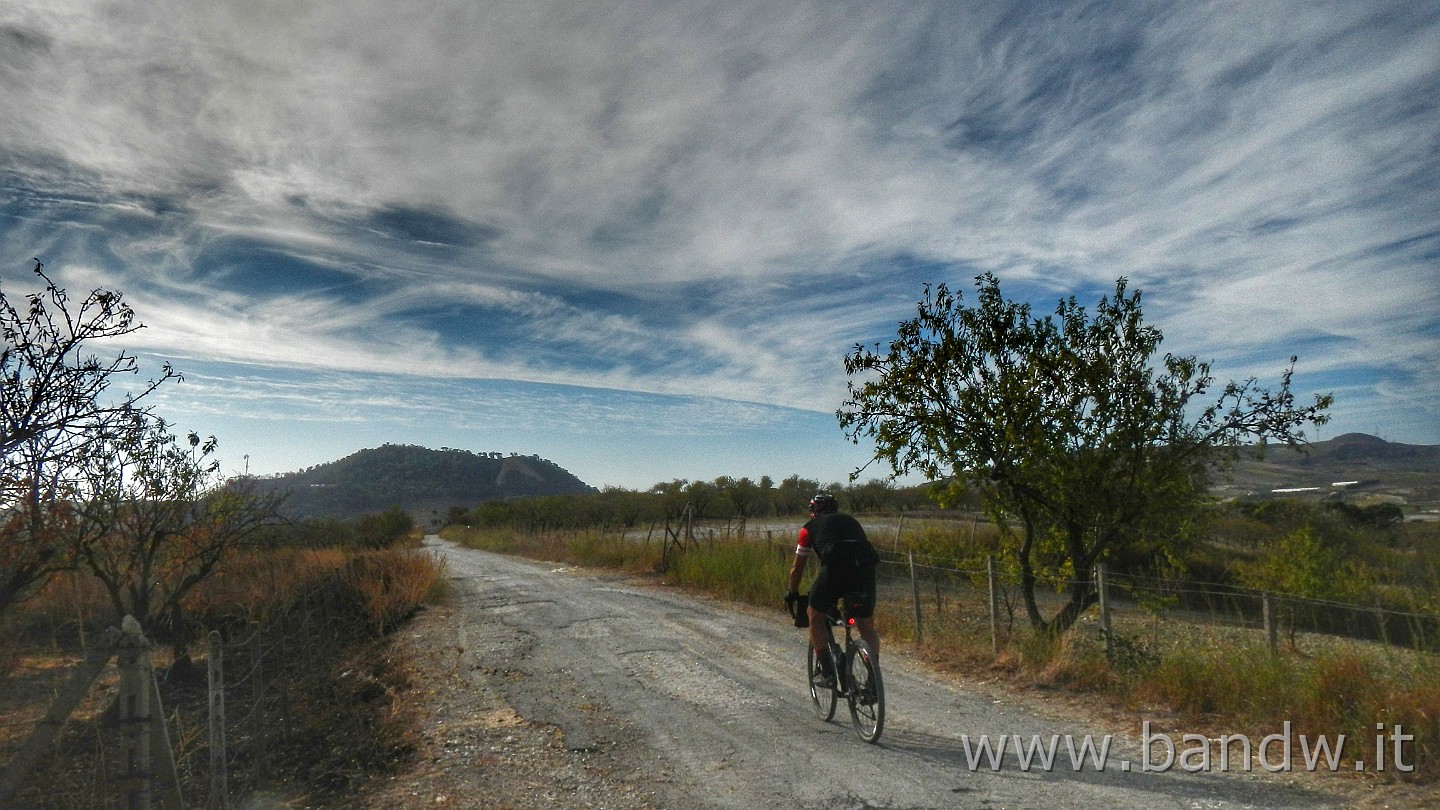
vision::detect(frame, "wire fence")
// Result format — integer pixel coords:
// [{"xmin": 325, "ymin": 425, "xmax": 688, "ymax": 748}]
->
[
  {"xmin": 720, "ymin": 519, "xmax": 1438, "ymax": 657},
  {"xmin": 0, "ymin": 572, "xmax": 407, "ymax": 809},
  {"xmin": 873, "ymin": 547, "xmax": 1440, "ymax": 656}
]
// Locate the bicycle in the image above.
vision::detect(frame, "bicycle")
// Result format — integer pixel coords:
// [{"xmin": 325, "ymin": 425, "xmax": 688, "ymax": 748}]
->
[{"xmin": 797, "ymin": 592, "xmax": 885, "ymax": 743}]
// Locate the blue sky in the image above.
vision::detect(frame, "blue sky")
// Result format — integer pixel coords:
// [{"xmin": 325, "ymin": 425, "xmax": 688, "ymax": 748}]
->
[{"xmin": 2, "ymin": 1, "xmax": 1436, "ymax": 490}]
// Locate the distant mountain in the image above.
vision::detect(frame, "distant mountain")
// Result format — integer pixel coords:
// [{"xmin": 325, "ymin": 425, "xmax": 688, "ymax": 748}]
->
[
  {"xmin": 1222, "ymin": 433, "xmax": 1440, "ymax": 511},
  {"xmin": 257, "ymin": 445, "xmax": 595, "ymax": 522},
  {"xmin": 1236, "ymin": 433, "xmax": 1440, "ymax": 472}
]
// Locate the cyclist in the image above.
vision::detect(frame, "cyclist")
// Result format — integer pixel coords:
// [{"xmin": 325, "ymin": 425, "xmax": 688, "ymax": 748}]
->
[{"xmin": 786, "ymin": 492, "xmax": 881, "ymax": 685}]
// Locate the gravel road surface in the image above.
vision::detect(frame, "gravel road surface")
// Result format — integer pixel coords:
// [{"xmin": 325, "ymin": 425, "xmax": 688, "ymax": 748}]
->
[{"xmin": 356, "ymin": 537, "xmax": 1410, "ymax": 809}]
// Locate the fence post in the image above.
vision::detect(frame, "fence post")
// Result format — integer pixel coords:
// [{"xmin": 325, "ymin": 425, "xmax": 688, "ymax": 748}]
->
[
  {"xmin": 149, "ymin": 672, "xmax": 186, "ymax": 810},
  {"xmin": 252, "ymin": 622, "xmax": 269, "ymax": 780},
  {"xmin": 1095, "ymin": 564, "xmax": 1113, "ymax": 660},
  {"xmin": 117, "ymin": 616, "xmax": 153, "ymax": 810},
  {"xmin": 1263, "ymin": 593, "xmax": 1278, "ymax": 654},
  {"xmin": 209, "ymin": 631, "xmax": 229, "ymax": 809},
  {"xmin": 908, "ymin": 550, "xmax": 923, "ymax": 642},
  {"xmin": 987, "ymin": 556, "xmax": 1000, "ymax": 655}
]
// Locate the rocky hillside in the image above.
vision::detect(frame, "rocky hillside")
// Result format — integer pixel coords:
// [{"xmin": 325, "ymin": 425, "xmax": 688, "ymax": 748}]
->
[
  {"xmin": 1219, "ymin": 433, "xmax": 1440, "ymax": 513},
  {"xmin": 259, "ymin": 444, "xmax": 595, "ymax": 522}
]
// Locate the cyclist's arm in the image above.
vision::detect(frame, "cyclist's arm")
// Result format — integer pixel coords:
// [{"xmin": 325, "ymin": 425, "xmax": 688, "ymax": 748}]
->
[
  {"xmin": 787, "ymin": 551, "xmax": 808, "ymax": 594},
  {"xmin": 788, "ymin": 527, "xmax": 813, "ymax": 594}
]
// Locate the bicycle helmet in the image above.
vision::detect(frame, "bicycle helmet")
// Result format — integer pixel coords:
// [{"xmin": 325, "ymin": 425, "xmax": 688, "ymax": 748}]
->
[{"xmin": 809, "ymin": 492, "xmax": 839, "ymax": 514}]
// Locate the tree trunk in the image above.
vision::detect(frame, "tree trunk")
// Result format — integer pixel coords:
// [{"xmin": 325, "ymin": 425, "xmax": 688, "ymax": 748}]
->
[
  {"xmin": 1044, "ymin": 522, "xmax": 1097, "ymax": 637},
  {"xmin": 1046, "ymin": 579, "xmax": 1098, "ymax": 637},
  {"xmin": 1015, "ymin": 511, "xmax": 1046, "ymax": 631}
]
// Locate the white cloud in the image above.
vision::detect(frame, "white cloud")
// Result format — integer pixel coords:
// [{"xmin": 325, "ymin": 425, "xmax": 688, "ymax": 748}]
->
[{"xmin": 2, "ymin": 0, "xmax": 1435, "ymax": 456}]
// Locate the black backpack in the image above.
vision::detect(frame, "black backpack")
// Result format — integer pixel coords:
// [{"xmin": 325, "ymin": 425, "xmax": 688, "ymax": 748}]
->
[{"xmin": 805, "ymin": 512, "xmax": 880, "ymax": 569}]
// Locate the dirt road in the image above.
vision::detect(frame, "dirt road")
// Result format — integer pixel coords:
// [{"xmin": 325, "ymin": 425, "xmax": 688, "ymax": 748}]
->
[{"xmin": 357, "ymin": 537, "xmax": 1382, "ymax": 809}]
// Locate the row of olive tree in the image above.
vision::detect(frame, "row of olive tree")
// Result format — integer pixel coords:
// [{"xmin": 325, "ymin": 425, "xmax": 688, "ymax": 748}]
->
[
  {"xmin": 454, "ymin": 474, "xmax": 938, "ymax": 532},
  {"xmin": 840, "ymin": 274, "xmax": 1332, "ymax": 636},
  {"xmin": 1, "ymin": 259, "xmax": 283, "ymax": 663}
]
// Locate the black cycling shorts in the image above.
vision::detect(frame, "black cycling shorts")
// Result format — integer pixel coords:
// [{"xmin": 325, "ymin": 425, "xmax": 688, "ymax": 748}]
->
[{"xmin": 808, "ymin": 563, "xmax": 877, "ymax": 620}]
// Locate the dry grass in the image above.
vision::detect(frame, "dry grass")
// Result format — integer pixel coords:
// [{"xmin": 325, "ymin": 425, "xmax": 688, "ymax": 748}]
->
[
  {"xmin": 880, "ymin": 587, "xmax": 1440, "ymax": 784},
  {"xmin": 1128, "ymin": 629, "xmax": 1440, "ymax": 781},
  {"xmin": 338, "ymin": 549, "xmax": 449, "ymax": 636},
  {"xmin": 444, "ymin": 524, "xmax": 665, "ymax": 573},
  {"xmin": 0, "ymin": 542, "xmax": 447, "ymax": 808}
]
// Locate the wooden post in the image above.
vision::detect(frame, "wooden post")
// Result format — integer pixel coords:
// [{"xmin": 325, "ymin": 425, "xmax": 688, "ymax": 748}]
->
[
  {"xmin": 252, "ymin": 622, "xmax": 269, "ymax": 780},
  {"xmin": 909, "ymin": 551, "xmax": 923, "ymax": 642},
  {"xmin": 149, "ymin": 673, "xmax": 187, "ymax": 810},
  {"xmin": 1263, "ymin": 593, "xmax": 1278, "ymax": 653},
  {"xmin": 209, "ymin": 631, "xmax": 228, "ymax": 809},
  {"xmin": 1095, "ymin": 564, "xmax": 1113, "ymax": 660},
  {"xmin": 117, "ymin": 616, "xmax": 153, "ymax": 810},
  {"xmin": 987, "ymin": 557, "xmax": 1000, "ymax": 655}
]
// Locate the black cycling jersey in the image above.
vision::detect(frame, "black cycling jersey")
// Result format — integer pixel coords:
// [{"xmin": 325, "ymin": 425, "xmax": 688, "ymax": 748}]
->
[{"xmin": 798, "ymin": 511, "xmax": 879, "ymax": 618}]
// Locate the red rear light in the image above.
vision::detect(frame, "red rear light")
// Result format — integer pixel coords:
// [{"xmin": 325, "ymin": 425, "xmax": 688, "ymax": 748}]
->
[{"xmin": 847, "ymin": 617, "xmax": 856, "ymax": 626}]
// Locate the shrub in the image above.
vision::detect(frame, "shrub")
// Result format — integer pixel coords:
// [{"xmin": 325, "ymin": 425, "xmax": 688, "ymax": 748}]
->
[{"xmin": 337, "ymin": 548, "xmax": 447, "ymax": 636}]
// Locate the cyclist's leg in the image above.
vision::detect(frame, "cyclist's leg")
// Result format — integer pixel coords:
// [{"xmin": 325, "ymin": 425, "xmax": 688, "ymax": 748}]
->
[
  {"xmin": 853, "ymin": 565, "xmax": 880, "ymax": 659},
  {"xmin": 806, "ymin": 606, "xmax": 828, "ymax": 653},
  {"xmin": 808, "ymin": 565, "xmax": 838, "ymax": 661},
  {"xmin": 854, "ymin": 617, "xmax": 880, "ymax": 660}
]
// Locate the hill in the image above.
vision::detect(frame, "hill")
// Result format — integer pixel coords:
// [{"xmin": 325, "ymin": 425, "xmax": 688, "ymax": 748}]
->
[
  {"xmin": 258, "ymin": 444, "xmax": 595, "ymax": 522},
  {"xmin": 1219, "ymin": 433, "xmax": 1440, "ymax": 513}
]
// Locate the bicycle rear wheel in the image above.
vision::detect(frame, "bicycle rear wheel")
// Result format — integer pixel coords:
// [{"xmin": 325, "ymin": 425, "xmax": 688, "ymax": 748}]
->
[
  {"xmin": 807, "ymin": 646, "xmax": 838, "ymax": 721},
  {"xmin": 846, "ymin": 642, "xmax": 884, "ymax": 743}
]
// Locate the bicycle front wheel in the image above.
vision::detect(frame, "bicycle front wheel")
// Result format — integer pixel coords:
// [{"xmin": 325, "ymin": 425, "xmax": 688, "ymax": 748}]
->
[
  {"xmin": 846, "ymin": 642, "xmax": 884, "ymax": 743},
  {"xmin": 808, "ymin": 646, "xmax": 837, "ymax": 721}
]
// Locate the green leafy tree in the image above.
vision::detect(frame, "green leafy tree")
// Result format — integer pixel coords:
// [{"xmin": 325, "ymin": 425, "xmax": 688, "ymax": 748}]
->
[
  {"xmin": 840, "ymin": 274, "xmax": 1332, "ymax": 634},
  {"xmin": 352, "ymin": 506, "xmax": 415, "ymax": 548},
  {"xmin": 846, "ymin": 479, "xmax": 897, "ymax": 514},
  {"xmin": 1240, "ymin": 525, "xmax": 1373, "ymax": 603},
  {"xmin": 714, "ymin": 476, "xmax": 764, "ymax": 521},
  {"xmin": 1239, "ymin": 524, "xmax": 1376, "ymax": 646},
  {"xmin": 774, "ymin": 475, "xmax": 821, "ymax": 516}
]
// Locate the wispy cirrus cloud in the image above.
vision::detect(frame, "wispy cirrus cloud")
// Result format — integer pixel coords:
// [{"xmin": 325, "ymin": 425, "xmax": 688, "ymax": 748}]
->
[{"xmin": 1, "ymin": 0, "xmax": 1435, "ymax": 484}]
